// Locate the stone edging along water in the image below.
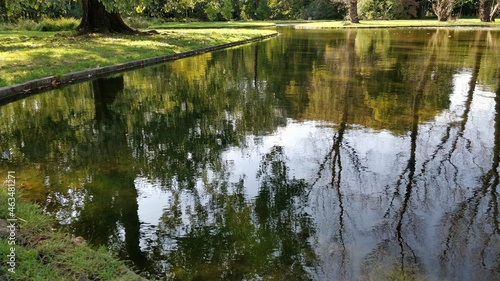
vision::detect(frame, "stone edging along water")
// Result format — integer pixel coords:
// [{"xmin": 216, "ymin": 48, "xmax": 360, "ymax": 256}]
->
[{"xmin": 0, "ymin": 32, "xmax": 279, "ymax": 105}]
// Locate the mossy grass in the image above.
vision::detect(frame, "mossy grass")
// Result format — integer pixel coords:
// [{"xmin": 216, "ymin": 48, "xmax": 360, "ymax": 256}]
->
[
  {"xmin": 0, "ymin": 187, "xmax": 144, "ymax": 280},
  {"xmin": 295, "ymin": 18, "xmax": 500, "ymax": 29},
  {"xmin": 0, "ymin": 28, "xmax": 277, "ymax": 88}
]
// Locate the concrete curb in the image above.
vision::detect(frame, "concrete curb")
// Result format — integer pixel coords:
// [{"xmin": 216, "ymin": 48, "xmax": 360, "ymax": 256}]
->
[{"xmin": 0, "ymin": 32, "xmax": 278, "ymax": 105}]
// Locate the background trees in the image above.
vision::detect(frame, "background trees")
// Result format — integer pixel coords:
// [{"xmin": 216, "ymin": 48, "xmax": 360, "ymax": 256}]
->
[
  {"xmin": 0, "ymin": 0, "xmax": 7, "ymax": 23},
  {"xmin": 347, "ymin": 0, "xmax": 359, "ymax": 22},
  {"xmin": 0, "ymin": 0, "xmax": 82, "ymax": 23},
  {"xmin": 360, "ymin": 0, "xmax": 419, "ymax": 19}
]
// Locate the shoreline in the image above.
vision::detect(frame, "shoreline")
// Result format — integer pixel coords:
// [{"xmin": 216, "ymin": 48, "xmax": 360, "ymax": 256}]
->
[
  {"xmin": 1, "ymin": 19, "xmax": 498, "ymax": 105},
  {"xmin": 295, "ymin": 25, "xmax": 500, "ymax": 29},
  {"xmin": 294, "ymin": 19, "xmax": 500, "ymax": 29}
]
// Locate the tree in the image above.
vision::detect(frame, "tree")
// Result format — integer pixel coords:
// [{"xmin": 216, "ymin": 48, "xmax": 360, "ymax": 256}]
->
[
  {"xmin": 164, "ymin": 0, "xmax": 204, "ymax": 22},
  {"xmin": 0, "ymin": 0, "xmax": 7, "ymax": 23},
  {"xmin": 432, "ymin": 0, "xmax": 455, "ymax": 21},
  {"xmin": 220, "ymin": 0, "xmax": 234, "ymax": 20},
  {"xmin": 77, "ymin": 0, "xmax": 138, "ymax": 34},
  {"xmin": 302, "ymin": 0, "xmax": 346, "ymax": 20},
  {"xmin": 359, "ymin": 0, "xmax": 419, "ymax": 19},
  {"xmin": 255, "ymin": 0, "xmax": 272, "ymax": 19},
  {"xmin": 239, "ymin": 0, "xmax": 258, "ymax": 19},
  {"xmin": 479, "ymin": 0, "xmax": 491, "ymax": 21},
  {"xmin": 348, "ymin": 0, "xmax": 360, "ymax": 23},
  {"xmin": 204, "ymin": 0, "xmax": 221, "ymax": 21}
]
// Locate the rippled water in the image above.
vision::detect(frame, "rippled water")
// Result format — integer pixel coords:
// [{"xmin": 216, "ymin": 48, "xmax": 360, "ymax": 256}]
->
[{"xmin": 1, "ymin": 28, "xmax": 499, "ymax": 280}]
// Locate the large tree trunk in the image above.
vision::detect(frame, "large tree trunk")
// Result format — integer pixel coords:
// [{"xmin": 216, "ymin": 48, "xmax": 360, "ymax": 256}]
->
[
  {"xmin": 77, "ymin": 0, "xmax": 137, "ymax": 34},
  {"xmin": 348, "ymin": 0, "xmax": 359, "ymax": 23},
  {"xmin": 0, "ymin": 0, "xmax": 8, "ymax": 23},
  {"xmin": 480, "ymin": 0, "xmax": 491, "ymax": 22}
]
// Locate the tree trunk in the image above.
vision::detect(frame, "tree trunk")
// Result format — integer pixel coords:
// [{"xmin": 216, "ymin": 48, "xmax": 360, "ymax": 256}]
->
[
  {"xmin": 417, "ymin": 0, "xmax": 429, "ymax": 19},
  {"xmin": 77, "ymin": 0, "xmax": 137, "ymax": 34},
  {"xmin": 0, "ymin": 0, "xmax": 8, "ymax": 23},
  {"xmin": 432, "ymin": 0, "xmax": 454, "ymax": 21},
  {"xmin": 480, "ymin": 0, "xmax": 491, "ymax": 22},
  {"xmin": 490, "ymin": 3, "xmax": 499, "ymax": 21},
  {"xmin": 348, "ymin": 0, "xmax": 359, "ymax": 23}
]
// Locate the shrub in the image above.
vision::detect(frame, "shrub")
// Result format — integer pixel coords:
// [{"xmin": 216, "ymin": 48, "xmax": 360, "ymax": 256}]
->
[
  {"xmin": 37, "ymin": 18, "xmax": 80, "ymax": 31},
  {"xmin": 16, "ymin": 19, "xmax": 39, "ymax": 31},
  {"xmin": 0, "ymin": 22, "xmax": 13, "ymax": 31}
]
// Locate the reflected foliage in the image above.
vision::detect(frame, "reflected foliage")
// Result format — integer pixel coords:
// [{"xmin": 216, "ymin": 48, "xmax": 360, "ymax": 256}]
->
[{"xmin": 153, "ymin": 146, "xmax": 315, "ymax": 280}]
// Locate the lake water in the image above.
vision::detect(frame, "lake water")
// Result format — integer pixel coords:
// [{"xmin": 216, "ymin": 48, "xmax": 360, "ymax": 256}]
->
[{"xmin": 1, "ymin": 28, "xmax": 499, "ymax": 280}]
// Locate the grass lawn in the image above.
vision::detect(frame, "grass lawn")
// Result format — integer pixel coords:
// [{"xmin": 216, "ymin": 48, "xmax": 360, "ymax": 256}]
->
[
  {"xmin": 295, "ymin": 18, "xmax": 500, "ymax": 29},
  {"xmin": 0, "ymin": 28, "xmax": 276, "ymax": 88}
]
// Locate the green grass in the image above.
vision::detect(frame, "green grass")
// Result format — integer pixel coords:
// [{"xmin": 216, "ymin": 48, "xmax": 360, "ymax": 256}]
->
[
  {"xmin": 0, "ymin": 28, "xmax": 277, "ymax": 87},
  {"xmin": 0, "ymin": 188, "xmax": 143, "ymax": 280},
  {"xmin": 295, "ymin": 18, "xmax": 500, "ymax": 29}
]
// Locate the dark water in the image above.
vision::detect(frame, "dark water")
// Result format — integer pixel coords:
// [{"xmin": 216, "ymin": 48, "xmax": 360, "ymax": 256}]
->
[{"xmin": 1, "ymin": 28, "xmax": 500, "ymax": 280}]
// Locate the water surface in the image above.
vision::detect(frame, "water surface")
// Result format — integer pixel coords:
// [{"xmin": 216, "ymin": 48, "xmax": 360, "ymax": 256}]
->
[{"xmin": 1, "ymin": 28, "xmax": 499, "ymax": 280}]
